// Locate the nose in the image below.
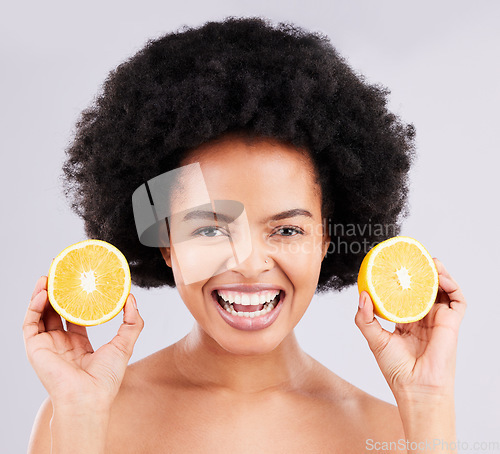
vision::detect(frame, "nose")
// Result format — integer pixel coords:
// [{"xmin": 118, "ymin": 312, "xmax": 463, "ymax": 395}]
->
[{"xmin": 229, "ymin": 230, "xmax": 273, "ymax": 279}]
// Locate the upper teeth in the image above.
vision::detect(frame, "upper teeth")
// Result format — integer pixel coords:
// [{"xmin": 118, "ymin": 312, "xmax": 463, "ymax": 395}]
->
[{"xmin": 217, "ymin": 290, "xmax": 280, "ymax": 305}]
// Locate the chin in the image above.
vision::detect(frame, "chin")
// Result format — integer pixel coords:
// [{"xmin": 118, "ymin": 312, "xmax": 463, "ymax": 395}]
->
[{"xmin": 213, "ymin": 330, "xmax": 286, "ymax": 356}]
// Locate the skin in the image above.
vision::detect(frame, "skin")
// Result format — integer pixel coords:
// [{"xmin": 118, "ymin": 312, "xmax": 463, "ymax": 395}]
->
[{"xmin": 24, "ymin": 133, "xmax": 466, "ymax": 453}]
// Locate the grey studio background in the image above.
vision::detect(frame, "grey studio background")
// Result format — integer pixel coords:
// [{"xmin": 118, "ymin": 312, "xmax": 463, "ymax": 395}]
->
[{"xmin": 1, "ymin": 1, "xmax": 499, "ymax": 452}]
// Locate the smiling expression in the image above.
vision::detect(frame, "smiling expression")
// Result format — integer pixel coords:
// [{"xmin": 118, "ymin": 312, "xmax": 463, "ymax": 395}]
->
[{"xmin": 160, "ymin": 133, "xmax": 330, "ymax": 355}]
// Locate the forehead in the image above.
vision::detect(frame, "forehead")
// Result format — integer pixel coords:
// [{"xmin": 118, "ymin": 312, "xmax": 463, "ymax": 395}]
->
[{"xmin": 175, "ymin": 135, "xmax": 321, "ymax": 216}]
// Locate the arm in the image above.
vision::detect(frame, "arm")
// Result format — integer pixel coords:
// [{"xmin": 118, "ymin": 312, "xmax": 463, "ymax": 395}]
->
[
  {"xmin": 355, "ymin": 258, "xmax": 466, "ymax": 454},
  {"xmin": 27, "ymin": 397, "xmax": 52, "ymax": 454},
  {"xmin": 50, "ymin": 403, "xmax": 111, "ymax": 454},
  {"xmin": 23, "ymin": 276, "xmax": 144, "ymax": 454},
  {"xmin": 397, "ymin": 393, "xmax": 456, "ymax": 453},
  {"xmin": 27, "ymin": 397, "xmax": 112, "ymax": 454}
]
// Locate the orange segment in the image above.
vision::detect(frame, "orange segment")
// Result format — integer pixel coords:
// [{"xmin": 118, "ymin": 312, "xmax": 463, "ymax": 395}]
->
[
  {"xmin": 47, "ymin": 240, "xmax": 131, "ymax": 326},
  {"xmin": 357, "ymin": 236, "xmax": 438, "ymax": 323}
]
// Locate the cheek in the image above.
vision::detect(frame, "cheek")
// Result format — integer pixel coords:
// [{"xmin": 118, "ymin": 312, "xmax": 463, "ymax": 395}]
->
[
  {"xmin": 170, "ymin": 240, "xmax": 236, "ymax": 285},
  {"xmin": 169, "ymin": 247, "xmax": 207, "ymax": 310},
  {"xmin": 170, "ymin": 268, "xmax": 206, "ymax": 320},
  {"xmin": 273, "ymin": 237, "xmax": 325, "ymax": 290},
  {"xmin": 274, "ymin": 242, "xmax": 323, "ymax": 326}
]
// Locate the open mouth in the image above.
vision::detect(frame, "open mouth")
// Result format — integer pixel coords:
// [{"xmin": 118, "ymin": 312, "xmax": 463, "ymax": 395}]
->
[{"xmin": 212, "ymin": 289, "xmax": 283, "ymax": 318}]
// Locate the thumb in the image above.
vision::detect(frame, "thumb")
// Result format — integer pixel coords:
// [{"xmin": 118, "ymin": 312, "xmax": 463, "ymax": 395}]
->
[
  {"xmin": 354, "ymin": 291, "xmax": 391, "ymax": 357},
  {"xmin": 109, "ymin": 294, "xmax": 144, "ymax": 360}
]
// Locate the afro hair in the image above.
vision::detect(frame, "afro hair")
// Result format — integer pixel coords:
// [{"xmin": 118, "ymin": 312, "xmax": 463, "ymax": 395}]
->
[{"xmin": 62, "ymin": 16, "xmax": 415, "ymax": 293}]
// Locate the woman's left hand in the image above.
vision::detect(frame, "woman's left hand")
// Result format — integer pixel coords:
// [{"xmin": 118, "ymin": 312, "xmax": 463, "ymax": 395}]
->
[{"xmin": 354, "ymin": 258, "xmax": 467, "ymax": 401}]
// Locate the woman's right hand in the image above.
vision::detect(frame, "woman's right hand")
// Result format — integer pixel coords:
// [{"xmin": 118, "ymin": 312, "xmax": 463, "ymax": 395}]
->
[{"xmin": 23, "ymin": 275, "xmax": 144, "ymax": 410}]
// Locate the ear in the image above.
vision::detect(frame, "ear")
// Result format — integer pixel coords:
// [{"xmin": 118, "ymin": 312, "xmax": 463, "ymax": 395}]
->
[{"xmin": 159, "ymin": 247, "xmax": 172, "ymax": 268}]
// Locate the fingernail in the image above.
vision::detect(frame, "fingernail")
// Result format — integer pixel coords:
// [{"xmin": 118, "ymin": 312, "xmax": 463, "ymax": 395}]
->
[
  {"xmin": 358, "ymin": 293, "xmax": 365, "ymax": 309},
  {"xmin": 131, "ymin": 295, "xmax": 137, "ymax": 310}
]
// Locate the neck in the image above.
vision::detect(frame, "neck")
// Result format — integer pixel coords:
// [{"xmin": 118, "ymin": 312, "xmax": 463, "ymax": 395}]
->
[{"xmin": 172, "ymin": 323, "xmax": 313, "ymax": 395}]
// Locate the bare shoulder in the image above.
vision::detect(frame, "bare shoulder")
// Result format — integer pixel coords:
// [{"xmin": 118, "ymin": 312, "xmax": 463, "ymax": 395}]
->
[
  {"xmin": 27, "ymin": 396, "xmax": 53, "ymax": 454},
  {"xmin": 305, "ymin": 357, "xmax": 406, "ymax": 453},
  {"xmin": 104, "ymin": 346, "xmax": 177, "ymax": 453}
]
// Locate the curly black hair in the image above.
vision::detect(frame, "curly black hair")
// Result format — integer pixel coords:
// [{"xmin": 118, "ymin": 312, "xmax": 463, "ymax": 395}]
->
[{"xmin": 62, "ymin": 16, "xmax": 415, "ymax": 293}]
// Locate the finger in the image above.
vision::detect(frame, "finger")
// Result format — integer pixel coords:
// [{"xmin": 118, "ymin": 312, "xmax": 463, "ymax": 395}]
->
[
  {"xmin": 355, "ymin": 291, "xmax": 392, "ymax": 357},
  {"xmin": 433, "ymin": 287, "xmax": 450, "ymax": 309},
  {"xmin": 438, "ymin": 274, "xmax": 467, "ymax": 318},
  {"xmin": 66, "ymin": 320, "xmax": 89, "ymax": 337},
  {"xmin": 31, "ymin": 276, "xmax": 48, "ymax": 301},
  {"xmin": 433, "ymin": 258, "xmax": 466, "ymax": 311},
  {"xmin": 108, "ymin": 294, "xmax": 144, "ymax": 360},
  {"xmin": 23, "ymin": 289, "xmax": 50, "ymax": 341},
  {"xmin": 42, "ymin": 300, "xmax": 64, "ymax": 331},
  {"xmin": 38, "ymin": 317, "xmax": 45, "ymax": 333},
  {"xmin": 433, "ymin": 258, "xmax": 454, "ymax": 281}
]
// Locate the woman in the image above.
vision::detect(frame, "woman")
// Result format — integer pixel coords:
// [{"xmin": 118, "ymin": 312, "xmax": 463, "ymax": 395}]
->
[{"xmin": 24, "ymin": 17, "xmax": 466, "ymax": 453}]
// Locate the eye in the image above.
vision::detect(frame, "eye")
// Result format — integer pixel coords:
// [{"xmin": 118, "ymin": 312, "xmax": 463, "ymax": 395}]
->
[
  {"xmin": 193, "ymin": 226, "xmax": 229, "ymax": 238},
  {"xmin": 272, "ymin": 226, "xmax": 304, "ymax": 237}
]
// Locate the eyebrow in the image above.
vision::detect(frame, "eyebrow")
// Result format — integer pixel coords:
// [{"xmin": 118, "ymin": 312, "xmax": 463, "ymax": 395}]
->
[
  {"xmin": 181, "ymin": 208, "xmax": 313, "ymax": 224},
  {"xmin": 182, "ymin": 210, "xmax": 235, "ymax": 224},
  {"xmin": 262, "ymin": 208, "xmax": 313, "ymax": 223}
]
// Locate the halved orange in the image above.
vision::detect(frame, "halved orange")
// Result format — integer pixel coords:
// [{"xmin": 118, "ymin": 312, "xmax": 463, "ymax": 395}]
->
[
  {"xmin": 357, "ymin": 236, "xmax": 438, "ymax": 323},
  {"xmin": 47, "ymin": 239, "xmax": 131, "ymax": 326}
]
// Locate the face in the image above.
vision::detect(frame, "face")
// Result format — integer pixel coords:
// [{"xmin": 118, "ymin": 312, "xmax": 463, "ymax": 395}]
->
[{"xmin": 160, "ymin": 134, "xmax": 330, "ymax": 355}]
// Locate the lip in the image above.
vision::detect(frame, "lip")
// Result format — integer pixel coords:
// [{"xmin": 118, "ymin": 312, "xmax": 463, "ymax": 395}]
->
[
  {"xmin": 211, "ymin": 283, "xmax": 285, "ymax": 293},
  {"xmin": 209, "ymin": 286, "xmax": 286, "ymax": 331}
]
